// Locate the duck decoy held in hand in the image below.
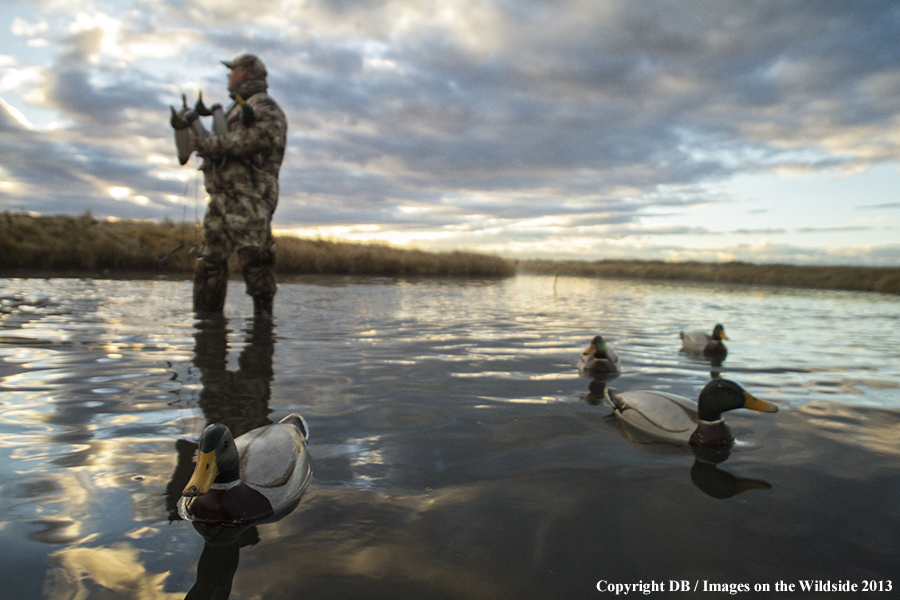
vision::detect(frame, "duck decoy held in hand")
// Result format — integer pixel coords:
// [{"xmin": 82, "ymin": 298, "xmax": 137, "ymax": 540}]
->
[
  {"xmin": 680, "ymin": 323, "xmax": 728, "ymax": 357},
  {"xmin": 578, "ymin": 335, "xmax": 621, "ymax": 375},
  {"xmin": 194, "ymin": 91, "xmax": 227, "ymax": 135},
  {"xmin": 180, "ymin": 414, "xmax": 311, "ymax": 525},
  {"xmin": 170, "ymin": 94, "xmax": 197, "ymax": 166},
  {"xmin": 603, "ymin": 379, "xmax": 777, "ymax": 447}
]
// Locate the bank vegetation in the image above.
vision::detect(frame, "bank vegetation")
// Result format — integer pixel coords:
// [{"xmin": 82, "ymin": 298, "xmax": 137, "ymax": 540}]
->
[
  {"xmin": 2, "ymin": 212, "xmax": 898, "ymax": 293},
  {"xmin": 517, "ymin": 258, "xmax": 900, "ymax": 294},
  {"xmin": 0, "ymin": 212, "xmax": 515, "ymax": 278}
]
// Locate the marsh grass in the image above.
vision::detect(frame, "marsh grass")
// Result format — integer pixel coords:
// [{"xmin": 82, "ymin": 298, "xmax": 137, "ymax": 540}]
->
[
  {"xmin": 0, "ymin": 212, "xmax": 515, "ymax": 278},
  {"xmin": 1, "ymin": 212, "xmax": 197, "ymax": 272},
  {"xmin": 518, "ymin": 258, "xmax": 900, "ymax": 294},
  {"xmin": 3, "ymin": 213, "xmax": 898, "ymax": 293},
  {"xmin": 274, "ymin": 236, "xmax": 515, "ymax": 277}
]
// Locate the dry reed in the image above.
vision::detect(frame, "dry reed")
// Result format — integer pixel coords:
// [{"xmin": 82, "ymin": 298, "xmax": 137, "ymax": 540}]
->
[
  {"xmin": 517, "ymin": 258, "xmax": 900, "ymax": 294},
  {"xmin": 3, "ymin": 212, "xmax": 897, "ymax": 293},
  {"xmin": 0, "ymin": 212, "xmax": 515, "ymax": 278}
]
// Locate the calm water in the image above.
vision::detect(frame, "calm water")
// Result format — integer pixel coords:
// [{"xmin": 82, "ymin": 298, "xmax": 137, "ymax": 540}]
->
[{"xmin": 1, "ymin": 275, "xmax": 898, "ymax": 599}]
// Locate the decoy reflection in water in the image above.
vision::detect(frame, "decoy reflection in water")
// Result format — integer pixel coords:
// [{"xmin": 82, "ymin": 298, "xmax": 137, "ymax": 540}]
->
[
  {"xmin": 690, "ymin": 456, "xmax": 772, "ymax": 499},
  {"xmin": 603, "ymin": 378, "xmax": 778, "ymax": 447},
  {"xmin": 577, "ymin": 335, "xmax": 621, "ymax": 376},
  {"xmin": 680, "ymin": 323, "xmax": 728, "ymax": 360},
  {"xmin": 185, "ymin": 527, "xmax": 258, "ymax": 600},
  {"xmin": 581, "ymin": 377, "xmax": 619, "ymax": 406}
]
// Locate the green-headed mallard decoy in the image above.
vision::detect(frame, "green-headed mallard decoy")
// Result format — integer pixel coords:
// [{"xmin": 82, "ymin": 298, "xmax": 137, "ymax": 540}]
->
[
  {"xmin": 680, "ymin": 323, "xmax": 728, "ymax": 357},
  {"xmin": 603, "ymin": 378, "xmax": 777, "ymax": 447},
  {"xmin": 180, "ymin": 414, "xmax": 311, "ymax": 525},
  {"xmin": 577, "ymin": 335, "xmax": 621, "ymax": 375}
]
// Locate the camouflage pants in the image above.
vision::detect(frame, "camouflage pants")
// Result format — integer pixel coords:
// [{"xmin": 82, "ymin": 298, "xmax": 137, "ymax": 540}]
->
[{"xmin": 193, "ymin": 192, "xmax": 277, "ymax": 313}]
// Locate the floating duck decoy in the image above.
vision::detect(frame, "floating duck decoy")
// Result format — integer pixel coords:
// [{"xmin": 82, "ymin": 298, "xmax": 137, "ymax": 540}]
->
[
  {"xmin": 577, "ymin": 335, "xmax": 621, "ymax": 376},
  {"xmin": 603, "ymin": 379, "xmax": 777, "ymax": 447},
  {"xmin": 680, "ymin": 323, "xmax": 728, "ymax": 358},
  {"xmin": 180, "ymin": 414, "xmax": 311, "ymax": 525}
]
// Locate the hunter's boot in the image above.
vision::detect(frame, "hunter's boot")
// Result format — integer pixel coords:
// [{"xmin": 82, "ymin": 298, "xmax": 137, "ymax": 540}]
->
[
  {"xmin": 252, "ymin": 294, "xmax": 274, "ymax": 321},
  {"xmin": 240, "ymin": 246, "xmax": 277, "ymax": 320},
  {"xmin": 193, "ymin": 259, "xmax": 229, "ymax": 313}
]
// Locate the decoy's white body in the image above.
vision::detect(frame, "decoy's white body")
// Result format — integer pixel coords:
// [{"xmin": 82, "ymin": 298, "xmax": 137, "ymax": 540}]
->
[
  {"xmin": 233, "ymin": 419, "xmax": 310, "ymax": 513},
  {"xmin": 604, "ymin": 389, "xmax": 700, "ymax": 444}
]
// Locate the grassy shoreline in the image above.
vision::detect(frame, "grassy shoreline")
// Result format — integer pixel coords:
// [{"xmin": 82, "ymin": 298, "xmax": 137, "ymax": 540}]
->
[
  {"xmin": 0, "ymin": 212, "xmax": 515, "ymax": 278},
  {"xmin": 2, "ymin": 212, "xmax": 899, "ymax": 293},
  {"xmin": 517, "ymin": 258, "xmax": 900, "ymax": 294}
]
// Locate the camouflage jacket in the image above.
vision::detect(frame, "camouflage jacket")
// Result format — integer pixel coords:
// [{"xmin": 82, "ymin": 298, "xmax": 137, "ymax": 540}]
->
[{"xmin": 192, "ymin": 79, "xmax": 287, "ymax": 212}]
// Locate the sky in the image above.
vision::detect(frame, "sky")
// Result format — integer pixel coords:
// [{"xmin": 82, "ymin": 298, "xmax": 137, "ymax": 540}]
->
[{"xmin": 1, "ymin": 0, "xmax": 899, "ymax": 265}]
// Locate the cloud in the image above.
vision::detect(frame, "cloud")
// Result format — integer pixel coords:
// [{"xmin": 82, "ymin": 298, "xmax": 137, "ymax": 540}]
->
[
  {"xmin": 732, "ymin": 228, "xmax": 787, "ymax": 235},
  {"xmin": 1, "ymin": 0, "xmax": 899, "ymax": 264},
  {"xmin": 795, "ymin": 226, "xmax": 873, "ymax": 234},
  {"xmin": 858, "ymin": 202, "xmax": 900, "ymax": 210}
]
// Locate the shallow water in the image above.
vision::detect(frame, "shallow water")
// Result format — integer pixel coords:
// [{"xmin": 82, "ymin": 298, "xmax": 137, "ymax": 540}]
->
[{"xmin": 1, "ymin": 275, "xmax": 898, "ymax": 599}]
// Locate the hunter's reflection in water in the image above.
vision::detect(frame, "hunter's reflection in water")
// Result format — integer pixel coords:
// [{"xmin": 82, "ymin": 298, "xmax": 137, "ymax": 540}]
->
[
  {"xmin": 193, "ymin": 315, "xmax": 274, "ymax": 438},
  {"xmin": 588, "ymin": 378, "xmax": 773, "ymax": 500},
  {"xmin": 165, "ymin": 315, "xmax": 291, "ymax": 600}
]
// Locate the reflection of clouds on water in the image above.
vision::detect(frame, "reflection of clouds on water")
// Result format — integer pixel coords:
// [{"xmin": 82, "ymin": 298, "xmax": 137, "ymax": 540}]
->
[
  {"xmin": 800, "ymin": 402, "xmax": 900, "ymax": 457},
  {"xmin": 45, "ymin": 543, "xmax": 183, "ymax": 600},
  {"xmin": 4, "ymin": 433, "xmax": 185, "ymax": 541},
  {"xmin": 223, "ymin": 488, "xmax": 526, "ymax": 600},
  {"xmin": 27, "ymin": 516, "xmax": 82, "ymax": 544}
]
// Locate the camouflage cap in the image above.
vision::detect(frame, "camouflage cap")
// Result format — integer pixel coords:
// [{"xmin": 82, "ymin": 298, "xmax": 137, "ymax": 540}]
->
[{"xmin": 222, "ymin": 53, "xmax": 267, "ymax": 79}]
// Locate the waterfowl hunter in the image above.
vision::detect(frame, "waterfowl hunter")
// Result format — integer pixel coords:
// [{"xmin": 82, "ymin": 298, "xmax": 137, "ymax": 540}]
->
[
  {"xmin": 603, "ymin": 379, "xmax": 778, "ymax": 447},
  {"xmin": 180, "ymin": 414, "xmax": 311, "ymax": 525}
]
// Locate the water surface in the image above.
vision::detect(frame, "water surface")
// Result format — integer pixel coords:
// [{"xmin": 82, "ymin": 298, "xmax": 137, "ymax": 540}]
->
[{"xmin": 1, "ymin": 275, "xmax": 898, "ymax": 599}]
